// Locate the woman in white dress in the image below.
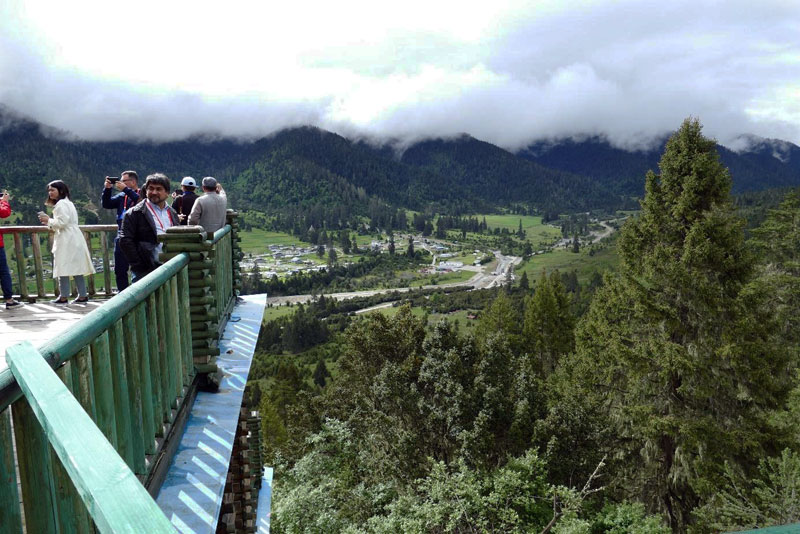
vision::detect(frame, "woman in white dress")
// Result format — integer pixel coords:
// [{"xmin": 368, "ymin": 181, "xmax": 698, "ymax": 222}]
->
[{"xmin": 37, "ymin": 180, "xmax": 96, "ymax": 304}]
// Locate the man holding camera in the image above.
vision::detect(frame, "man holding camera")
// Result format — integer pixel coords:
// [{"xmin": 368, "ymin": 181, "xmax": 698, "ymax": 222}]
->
[
  {"xmin": 101, "ymin": 170, "xmax": 139, "ymax": 291},
  {"xmin": 171, "ymin": 176, "xmax": 199, "ymax": 225}
]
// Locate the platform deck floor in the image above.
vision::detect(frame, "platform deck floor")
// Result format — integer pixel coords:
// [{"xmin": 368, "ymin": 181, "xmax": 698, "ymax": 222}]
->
[{"xmin": 0, "ymin": 299, "xmax": 106, "ymax": 373}]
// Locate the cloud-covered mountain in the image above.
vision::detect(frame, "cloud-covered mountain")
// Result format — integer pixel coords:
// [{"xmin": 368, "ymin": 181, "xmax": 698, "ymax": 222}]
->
[
  {"xmin": 2, "ymin": 106, "xmax": 798, "ymax": 225},
  {"xmin": 520, "ymin": 135, "xmax": 800, "ymax": 196}
]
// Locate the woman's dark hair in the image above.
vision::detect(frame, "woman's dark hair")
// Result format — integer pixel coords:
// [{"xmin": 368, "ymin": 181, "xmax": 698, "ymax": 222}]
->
[{"xmin": 45, "ymin": 180, "xmax": 71, "ymax": 206}]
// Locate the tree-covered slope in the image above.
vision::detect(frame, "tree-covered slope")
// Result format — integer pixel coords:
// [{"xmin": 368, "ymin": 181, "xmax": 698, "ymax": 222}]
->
[
  {"xmin": 520, "ymin": 135, "xmax": 800, "ymax": 197},
  {"xmin": 399, "ymin": 135, "xmax": 622, "ymax": 211}
]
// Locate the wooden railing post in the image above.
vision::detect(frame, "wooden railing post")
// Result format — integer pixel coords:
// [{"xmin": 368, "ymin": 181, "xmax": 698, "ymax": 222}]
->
[
  {"xmin": 160, "ymin": 226, "xmax": 216, "ymax": 374},
  {"xmin": 227, "ymin": 210, "xmax": 243, "ymax": 296},
  {"xmin": 0, "ymin": 409, "xmax": 23, "ymax": 533},
  {"xmin": 12, "ymin": 233, "xmax": 29, "ymax": 301}
]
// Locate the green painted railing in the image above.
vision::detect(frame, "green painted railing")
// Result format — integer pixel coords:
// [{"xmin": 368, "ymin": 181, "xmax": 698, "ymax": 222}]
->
[
  {"xmin": 1, "ymin": 224, "xmax": 119, "ymax": 300},
  {"xmin": 0, "ymin": 210, "xmax": 243, "ymax": 533},
  {"xmin": 0, "ymin": 253, "xmax": 192, "ymax": 532}
]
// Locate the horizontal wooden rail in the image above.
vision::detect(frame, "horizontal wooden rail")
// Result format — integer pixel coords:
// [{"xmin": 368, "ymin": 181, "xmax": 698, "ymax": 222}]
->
[
  {"xmin": 6, "ymin": 341, "xmax": 176, "ymax": 533},
  {"xmin": 0, "ymin": 224, "xmax": 119, "ymax": 301},
  {"xmin": 0, "ymin": 253, "xmax": 189, "ymax": 410},
  {"xmin": 1, "ymin": 253, "xmax": 195, "ymax": 533}
]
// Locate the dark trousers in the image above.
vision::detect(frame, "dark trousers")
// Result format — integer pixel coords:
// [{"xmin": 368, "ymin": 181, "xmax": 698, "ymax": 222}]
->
[
  {"xmin": 114, "ymin": 235, "xmax": 130, "ymax": 291},
  {"xmin": 0, "ymin": 246, "xmax": 13, "ymax": 300}
]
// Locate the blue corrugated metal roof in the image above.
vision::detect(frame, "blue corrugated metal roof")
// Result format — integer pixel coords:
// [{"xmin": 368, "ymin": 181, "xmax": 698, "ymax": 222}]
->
[{"xmin": 156, "ymin": 294, "xmax": 267, "ymax": 534}]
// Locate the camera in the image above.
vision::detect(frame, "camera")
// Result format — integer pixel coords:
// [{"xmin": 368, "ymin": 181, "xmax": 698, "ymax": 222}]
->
[{"xmin": 107, "ymin": 176, "xmax": 120, "ymax": 184}]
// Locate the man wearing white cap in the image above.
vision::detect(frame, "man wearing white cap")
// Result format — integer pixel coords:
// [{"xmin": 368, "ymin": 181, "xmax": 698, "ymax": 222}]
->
[
  {"xmin": 172, "ymin": 176, "xmax": 198, "ymax": 225},
  {"xmin": 188, "ymin": 176, "xmax": 227, "ymax": 234}
]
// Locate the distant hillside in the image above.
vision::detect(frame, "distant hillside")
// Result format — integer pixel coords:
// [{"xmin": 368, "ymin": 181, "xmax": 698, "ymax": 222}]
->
[
  {"xmin": 520, "ymin": 135, "xmax": 800, "ymax": 197},
  {"xmin": 3, "ymin": 107, "xmax": 798, "ymax": 225},
  {"xmin": 398, "ymin": 135, "xmax": 621, "ymax": 212},
  {"xmin": 0, "ymin": 109, "xmax": 622, "ymax": 218}
]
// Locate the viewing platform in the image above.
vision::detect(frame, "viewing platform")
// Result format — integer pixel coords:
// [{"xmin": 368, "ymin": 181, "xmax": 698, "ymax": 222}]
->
[
  {"xmin": 0, "ymin": 213, "xmax": 271, "ymax": 533},
  {"xmin": 0, "ymin": 300, "xmax": 105, "ymax": 374}
]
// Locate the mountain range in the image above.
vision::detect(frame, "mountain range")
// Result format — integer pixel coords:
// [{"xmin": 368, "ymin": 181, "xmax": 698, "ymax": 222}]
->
[{"xmin": 1, "ymin": 106, "xmax": 798, "ymax": 223}]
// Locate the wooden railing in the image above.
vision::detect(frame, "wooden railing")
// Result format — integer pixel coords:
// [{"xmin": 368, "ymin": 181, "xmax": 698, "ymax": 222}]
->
[
  {"xmin": 1, "ymin": 224, "xmax": 119, "ymax": 300},
  {"xmin": 0, "ymin": 211, "xmax": 243, "ymax": 533},
  {"xmin": 160, "ymin": 211, "xmax": 243, "ymax": 375}
]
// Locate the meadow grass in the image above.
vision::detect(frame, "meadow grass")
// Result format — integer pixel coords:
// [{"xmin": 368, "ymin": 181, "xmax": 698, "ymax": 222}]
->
[
  {"xmin": 239, "ymin": 228, "xmax": 307, "ymax": 252},
  {"xmin": 515, "ymin": 242, "xmax": 619, "ymax": 283},
  {"xmin": 445, "ymin": 214, "xmax": 562, "ymax": 249},
  {"xmin": 408, "ymin": 269, "xmax": 475, "ymax": 287},
  {"xmin": 262, "ymin": 303, "xmax": 299, "ymax": 322}
]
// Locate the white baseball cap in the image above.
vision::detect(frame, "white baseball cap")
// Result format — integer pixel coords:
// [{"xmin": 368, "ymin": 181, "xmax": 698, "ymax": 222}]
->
[{"xmin": 181, "ymin": 176, "xmax": 196, "ymax": 187}]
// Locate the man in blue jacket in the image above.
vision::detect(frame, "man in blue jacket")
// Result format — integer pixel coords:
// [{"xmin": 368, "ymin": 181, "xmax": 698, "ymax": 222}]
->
[{"xmin": 102, "ymin": 170, "xmax": 139, "ymax": 291}]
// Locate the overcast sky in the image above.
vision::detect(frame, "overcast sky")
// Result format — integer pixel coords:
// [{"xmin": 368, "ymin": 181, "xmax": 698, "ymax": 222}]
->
[{"xmin": 1, "ymin": 0, "xmax": 798, "ymax": 150}]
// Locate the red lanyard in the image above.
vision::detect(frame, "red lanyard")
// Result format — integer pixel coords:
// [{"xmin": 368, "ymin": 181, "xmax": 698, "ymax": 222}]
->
[{"xmin": 145, "ymin": 201, "xmax": 174, "ymax": 231}]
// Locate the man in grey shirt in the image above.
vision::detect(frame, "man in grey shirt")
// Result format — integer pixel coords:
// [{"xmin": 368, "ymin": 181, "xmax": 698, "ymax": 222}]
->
[{"xmin": 188, "ymin": 176, "xmax": 228, "ymax": 234}]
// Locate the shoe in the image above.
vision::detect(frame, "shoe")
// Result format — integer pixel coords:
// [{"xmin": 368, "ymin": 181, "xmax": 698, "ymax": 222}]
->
[
  {"xmin": 51, "ymin": 297, "xmax": 68, "ymax": 305},
  {"xmin": 5, "ymin": 299, "xmax": 22, "ymax": 309},
  {"xmin": 71, "ymin": 297, "xmax": 89, "ymax": 305}
]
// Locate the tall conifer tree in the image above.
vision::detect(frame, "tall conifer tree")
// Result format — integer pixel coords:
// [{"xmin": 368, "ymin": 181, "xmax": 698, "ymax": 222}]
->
[
  {"xmin": 522, "ymin": 270, "xmax": 574, "ymax": 376},
  {"xmin": 571, "ymin": 118, "xmax": 791, "ymax": 531}
]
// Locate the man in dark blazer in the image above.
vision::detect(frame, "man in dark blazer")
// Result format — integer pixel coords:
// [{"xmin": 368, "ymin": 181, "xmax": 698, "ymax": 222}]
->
[{"xmin": 119, "ymin": 173, "xmax": 179, "ymax": 282}]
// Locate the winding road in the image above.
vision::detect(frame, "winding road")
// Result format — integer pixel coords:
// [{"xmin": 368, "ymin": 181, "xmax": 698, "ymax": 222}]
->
[{"xmin": 265, "ymin": 251, "xmax": 520, "ymax": 306}]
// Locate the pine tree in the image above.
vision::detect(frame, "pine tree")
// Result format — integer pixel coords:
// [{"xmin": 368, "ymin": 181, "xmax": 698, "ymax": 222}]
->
[
  {"xmin": 406, "ymin": 236, "xmax": 415, "ymax": 258},
  {"xmin": 748, "ymin": 190, "xmax": 800, "ymax": 349},
  {"xmin": 259, "ymin": 396, "xmax": 288, "ymax": 464},
  {"xmin": 571, "ymin": 118, "xmax": 792, "ymax": 531},
  {"xmin": 522, "ymin": 270, "xmax": 574, "ymax": 376},
  {"xmin": 313, "ymin": 359, "xmax": 331, "ymax": 388},
  {"xmin": 388, "ymin": 232, "xmax": 395, "ymax": 255},
  {"xmin": 476, "ymin": 291, "xmax": 520, "ymax": 348},
  {"xmin": 518, "ymin": 270, "xmax": 530, "ymax": 291}
]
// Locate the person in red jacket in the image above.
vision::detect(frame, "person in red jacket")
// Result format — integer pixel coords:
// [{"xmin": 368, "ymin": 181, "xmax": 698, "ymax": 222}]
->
[{"xmin": 0, "ymin": 190, "xmax": 22, "ymax": 308}]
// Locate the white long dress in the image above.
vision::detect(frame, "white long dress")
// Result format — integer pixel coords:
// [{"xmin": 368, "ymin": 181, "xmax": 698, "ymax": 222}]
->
[{"xmin": 47, "ymin": 199, "xmax": 96, "ymax": 278}]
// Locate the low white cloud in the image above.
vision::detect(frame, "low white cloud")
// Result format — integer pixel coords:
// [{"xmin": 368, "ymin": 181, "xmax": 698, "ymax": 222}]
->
[{"xmin": 1, "ymin": 0, "xmax": 798, "ymax": 149}]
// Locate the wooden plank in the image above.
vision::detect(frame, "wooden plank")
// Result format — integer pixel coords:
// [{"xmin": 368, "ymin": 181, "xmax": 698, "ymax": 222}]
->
[
  {"xmin": 166, "ymin": 277, "xmax": 183, "ymax": 399},
  {"xmin": 100, "ymin": 231, "xmax": 113, "ymax": 297},
  {"xmin": 108, "ymin": 320, "xmax": 134, "ymax": 469},
  {"xmin": 90, "ymin": 332, "xmax": 118, "ymax": 448},
  {"xmin": 155, "ymin": 286, "xmax": 177, "ymax": 413},
  {"xmin": 0, "ymin": 408, "xmax": 23, "ymax": 534},
  {"xmin": 6, "ymin": 341, "xmax": 177, "ymax": 533},
  {"xmin": 12, "ymin": 233, "xmax": 28, "ymax": 300},
  {"xmin": 84, "ymin": 231, "xmax": 96, "ymax": 296},
  {"xmin": 54, "ymin": 362, "xmax": 93, "ymax": 534},
  {"xmin": 72, "ymin": 346, "xmax": 97, "ymax": 421},
  {"xmin": 133, "ymin": 303, "xmax": 156, "ymax": 454},
  {"xmin": 145, "ymin": 294, "xmax": 165, "ymax": 436},
  {"xmin": 30, "ymin": 232, "xmax": 46, "ymax": 298},
  {"xmin": 122, "ymin": 313, "xmax": 146, "ymax": 474},
  {"xmin": 178, "ymin": 266, "xmax": 194, "ymax": 384},
  {"xmin": 12, "ymin": 396, "xmax": 59, "ymax": 533}
]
